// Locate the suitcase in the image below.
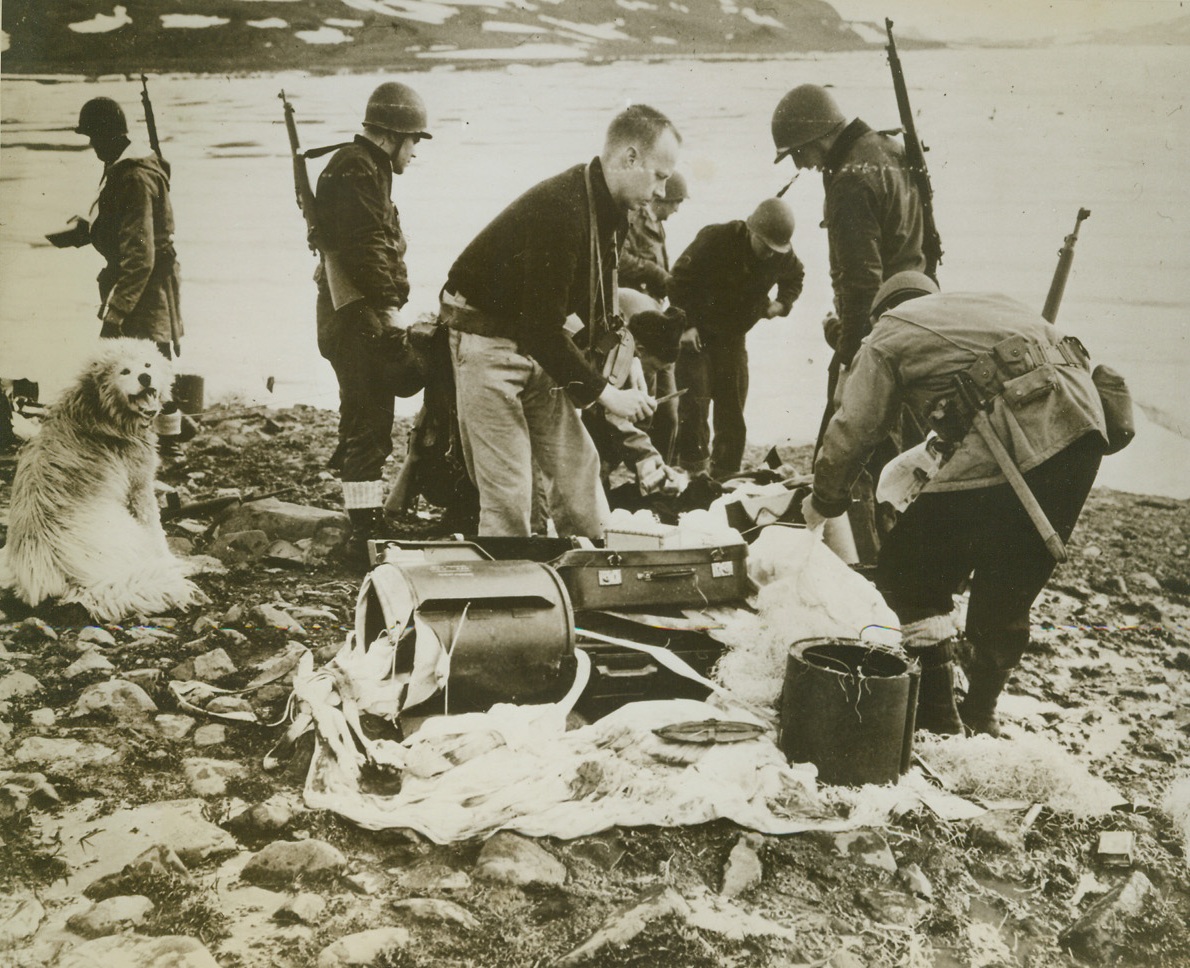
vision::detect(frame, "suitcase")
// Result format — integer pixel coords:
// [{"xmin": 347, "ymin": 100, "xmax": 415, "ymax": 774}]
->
[
  {"xmin": 552, "ymin": 545, "xmax": 751, "ymax": 610},
  {"xmin": 573, "ymin": 610, "xmax": 726, "ymax": 720}
]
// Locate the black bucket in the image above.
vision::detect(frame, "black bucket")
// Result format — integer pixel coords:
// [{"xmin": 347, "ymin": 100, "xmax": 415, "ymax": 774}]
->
[
  {"xmin": 779, "ymin": 638, "xmax": 919, "ymax": 787},
  {"xmin": 172, "ymin": 374, "xmax": 205, "ymax": 415}
]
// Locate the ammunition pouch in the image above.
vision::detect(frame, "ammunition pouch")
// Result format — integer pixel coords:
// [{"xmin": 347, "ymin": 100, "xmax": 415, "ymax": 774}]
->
[
  {"xmin": 927, "ymin": 335, "xmax": 1089, "ymax": 449},
  {"xmin": 1090, "ymin": 364, "xmax": 1135, "ymax": 454}
]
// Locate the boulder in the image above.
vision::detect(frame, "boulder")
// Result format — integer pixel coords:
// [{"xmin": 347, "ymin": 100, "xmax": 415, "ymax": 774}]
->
[
  {"xmin": 66, "ymin": 895, "xmax": 154, "ymax": 938},
  {"xmin": 241, "ymin": 839, "xmax": 346, "ymax": 888},
  {"xmin": 220, "ymin": 498, "xmax": 350, "ymax": 544},
  {"xmin": 182, "ymin": 757, "xmax": 248, "ymax": 796},
  {"xmin": 316, "ymin": 928, "xmax": 411, "ymax": 968},
  {"xmin": 1059, "ymin": 871, "xmax": 1156, "ymax": 963},
  {"xmin": 475, "ymin": 831, "xmax": 566, "ymax": 887},
  {"xmin": 72, "ymin": 679, "xmax": 157, "ymax": 720},
  {"xmin": 56, "ymin": 934, "xmax": 220, "ymax": 968}
]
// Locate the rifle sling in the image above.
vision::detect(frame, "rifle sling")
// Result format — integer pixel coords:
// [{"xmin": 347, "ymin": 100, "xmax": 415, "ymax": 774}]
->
[{"xmin": 303, "ymin": 141, "xmax": 355, "ymax": 161}]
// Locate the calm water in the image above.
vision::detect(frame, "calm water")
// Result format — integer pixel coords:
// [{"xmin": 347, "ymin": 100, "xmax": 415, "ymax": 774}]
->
[{"xmin": 2, "ymin": 46, "xmax": 1188, "ymax": 494}]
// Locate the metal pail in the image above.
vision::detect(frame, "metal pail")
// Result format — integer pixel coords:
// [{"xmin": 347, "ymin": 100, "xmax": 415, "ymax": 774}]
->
[
  {"xmin": 172, "ymin": 374, "xmax": 205, "ymax": 415},
  {"xmin": 779, "ymin": 638, "xmax": 919, "ymax": 787}
]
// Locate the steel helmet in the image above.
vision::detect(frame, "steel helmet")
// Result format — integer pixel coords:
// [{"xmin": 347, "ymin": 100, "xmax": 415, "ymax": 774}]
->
[
  {"xmin": 75, "ymin": 97, "xmax": 128, "ymax": 140},
  {"xmin": 662, "ymin": 171, "xmax": 689, "ymax": 202},
  {"xmin": 771, "ymin": 84, "xmax": 846, "ymax": 163},
  {"xmin": 870, "ymin": 270, "xmax": 939, "ymax": 319},
  {"xmin": 746, "ymin": 197, "xmax": 795, "ymax": 254},
  {"xmin": 364, "ymin": 82, "xmax": 432, "ymax": 139}
]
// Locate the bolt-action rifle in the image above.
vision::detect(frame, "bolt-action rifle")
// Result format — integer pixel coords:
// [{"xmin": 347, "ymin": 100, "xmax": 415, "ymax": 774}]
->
[
  {"xmin": 139, "ymin": 74, "xmax": 170, "ymax": 176},
  {"xmin": 1041, "ymin": 208, "xmax": 1091, "ymax": 323},
  {"xmin": 885, "ymin": 19, "xmax": 942, "ymax": 277},
  {"xmin": 278, "ymin": 90, "xmax": 364, "ymax": 310}
]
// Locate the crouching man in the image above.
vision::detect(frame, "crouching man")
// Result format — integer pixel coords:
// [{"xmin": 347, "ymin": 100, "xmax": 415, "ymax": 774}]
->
[
  {"xmin": 442, "ymin": 105, "xmax": 678, "ymax": 537},
  {"xmin": 802, "ymin": 275, "xmax": 1108, "ymax": 735}
]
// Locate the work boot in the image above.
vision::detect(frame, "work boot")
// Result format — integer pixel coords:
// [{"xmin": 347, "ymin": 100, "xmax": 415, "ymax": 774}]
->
[
  {"xmin": 906, "ymin": 640, "xmax": 964, "ymax": 736},
  {"xmin": 959, "ymin": 669, "xmax": 1012, "ymax": 737},
  {"xmin": 345, "ymin": 507, "xmax": 392, "ymax": 573}
]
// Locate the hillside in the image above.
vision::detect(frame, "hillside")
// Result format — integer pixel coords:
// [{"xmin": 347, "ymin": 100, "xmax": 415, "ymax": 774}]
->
[{"xmin": 1, "ymin": 0, "xmax": 868, "ymax": 75}]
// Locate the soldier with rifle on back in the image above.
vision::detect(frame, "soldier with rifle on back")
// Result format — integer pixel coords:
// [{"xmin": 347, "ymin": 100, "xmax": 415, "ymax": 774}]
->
[
  {"xmin": 51, "ymin": 81, "xmax": 184, "ymax": 360},
  {"xmin": 282, "ymin": 83, "xmax": 432, "ymax": 567},
  {"xmin": 770, "ymin": 20, "xmax": 938, "ymax": 563}
]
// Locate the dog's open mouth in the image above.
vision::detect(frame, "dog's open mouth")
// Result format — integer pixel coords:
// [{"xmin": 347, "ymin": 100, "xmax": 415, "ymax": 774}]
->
[{"xmin": 130, "ymin": 386, "xmax": 161, "ymax": 420}]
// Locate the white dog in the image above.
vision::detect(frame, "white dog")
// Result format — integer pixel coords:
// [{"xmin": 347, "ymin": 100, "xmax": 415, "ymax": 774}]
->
[{"xmin": 0, "ymin": 338, "xmax": 202, "ymax": 621}]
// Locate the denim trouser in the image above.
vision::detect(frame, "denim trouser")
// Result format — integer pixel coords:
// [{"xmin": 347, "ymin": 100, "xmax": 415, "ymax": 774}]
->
[{"xmin": 450, "ymin": 329, "xmax": 607, "ymax": 538}]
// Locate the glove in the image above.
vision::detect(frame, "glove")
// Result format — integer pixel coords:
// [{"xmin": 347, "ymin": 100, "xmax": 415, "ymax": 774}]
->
[
  {"xmin": 821, "ymin": 312, "xmax": 841, "ymax": 350},
  {"xmin": 99, "ymin": 306, "xmax": 125, "ymax": 337},
  {"xmin": 800, "ymin": 492, "xmax": 827, "ymax": 534}
]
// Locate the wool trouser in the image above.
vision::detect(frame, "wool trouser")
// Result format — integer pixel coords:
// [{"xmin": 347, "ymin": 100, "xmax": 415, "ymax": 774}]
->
[
  {"xmin": 675, "ymin": 334, "xmax": 748, "ymax": 477},
  {"xmin": 450, "ymin": 329, "xmax": 607, "ymax": 539},
  {"xmin": 647, "ymin": 361, "xmax": 679, "ymax": 465},
  {"xmin": 875, "ymin": 432, "xmax": 1102, "ymax": 673},
  {"xmin": 317, "ymin": 289, "xmax": 396, "ymax": 488}
]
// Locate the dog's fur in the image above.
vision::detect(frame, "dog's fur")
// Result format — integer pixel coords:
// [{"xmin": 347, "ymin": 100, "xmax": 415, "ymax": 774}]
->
[{"xmin": 0, "ymin": 338, "xmax": 201, "ymax": 621}]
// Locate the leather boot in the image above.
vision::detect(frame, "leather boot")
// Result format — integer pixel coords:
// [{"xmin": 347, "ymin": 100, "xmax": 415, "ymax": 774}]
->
[
  {"xmin": 959, "ymin": 668, "xmax": 1011, "ymax": 737},
  {"xmin": 345, "ymin": 507, "xmax": 389, "ymax": 572},
  {"xmin": 907, "ymin": 640, "xmax": 964, "ymax": 736}
]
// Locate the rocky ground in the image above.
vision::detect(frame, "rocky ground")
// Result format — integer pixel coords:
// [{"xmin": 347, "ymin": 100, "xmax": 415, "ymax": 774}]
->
[{"xmin": 1, "ymin": 403, "xmax": 1189, "ymax": 968}]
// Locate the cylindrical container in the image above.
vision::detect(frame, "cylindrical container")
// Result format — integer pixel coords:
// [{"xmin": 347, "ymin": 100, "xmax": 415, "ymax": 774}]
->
[
  {"xmin": 779, "ymin": 638, "xmax": 919, "ymax": 787},
  {"xmin": 154, "ymin": 404, "xmax": 182, "ymax": 437},
  {"xmin": 172, "ymin": 374, "xmax": 205, "ymax": 415}
]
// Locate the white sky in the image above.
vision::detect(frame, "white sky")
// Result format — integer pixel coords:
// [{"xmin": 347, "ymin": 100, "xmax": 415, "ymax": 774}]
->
[{"xmin": 828, "ymin": 0, "xmax": 1188, "ymax": 41}]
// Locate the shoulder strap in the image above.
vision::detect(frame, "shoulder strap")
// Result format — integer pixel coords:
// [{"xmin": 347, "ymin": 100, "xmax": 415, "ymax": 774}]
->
[{"xmin": 583, "ymin": 163, "xmax": 621, "ymax": 344}]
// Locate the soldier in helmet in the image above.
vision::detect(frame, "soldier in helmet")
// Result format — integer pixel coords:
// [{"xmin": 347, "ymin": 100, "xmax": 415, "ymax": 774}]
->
[
  {"xmin": 441, "ymin": 104, "xmax": 674, "ymax": 538},
  {"xmin": 772, "ymin": 83, "xmax": 929, "ymax": 561},
  {"xmin": 669, "ymin": 197, "xmax": 805, "ymax": 478},
  {"xmin": 314, "ymin": 81, "xmax": 430, "ymax": 559},
  {"xmin": 66, "ymin": 97, "xmax": 183, "ymax": 357}
]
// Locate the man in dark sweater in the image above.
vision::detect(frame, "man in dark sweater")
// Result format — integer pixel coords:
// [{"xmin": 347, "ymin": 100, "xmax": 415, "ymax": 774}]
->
[
  {"xmin": 442, "ymin": 105, "xmax": 677, "ymax": 537},
  {"xmin": 669, "ymin": 198, "xmax": 805, "ymax": 478}
]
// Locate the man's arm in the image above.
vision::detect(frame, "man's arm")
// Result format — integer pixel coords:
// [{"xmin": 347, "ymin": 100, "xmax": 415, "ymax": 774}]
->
[
  {"xmin": 773, "ymin": 251, "xmax": 806, "ymax": 315},
  {"xmin": 101, "ymin": 174, "xmax": 156, "ymax": 328},
  {"xmin": 811, "ymin": 344, "xmax": 901, "ymax": 516},
  {"xmin": 317, "ymin": 154, "xmax": 408, "ymax": 309},
  {"xmin": 827, "ymin": 177, "xmax": 883, "ymax": 365},
  {"xmin": 668, "ymin": 226, "xmax": 718, "ymax": 335}
]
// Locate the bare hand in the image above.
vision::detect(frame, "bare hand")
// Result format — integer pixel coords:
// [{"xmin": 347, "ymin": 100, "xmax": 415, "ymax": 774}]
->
[
  {"xmin": 381, "ymin": 307, "xmax": 406, "ymax": 332},
  {"xmin": 600, "ymin": 385, "xmax": 656, "ymax": 424},
  {"xmin": 763, "ymin": 299, "xmax": 785, "ymax": 319},
  {"xmin": 679, "ymin": 327, "xmax": 702, "ymax": 353},
  {"xmin": 821, "ymin": 311, "xmax": 841, "ymax": 350}
]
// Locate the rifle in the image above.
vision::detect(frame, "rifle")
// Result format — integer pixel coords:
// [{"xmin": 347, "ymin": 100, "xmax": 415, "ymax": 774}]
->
[
  {"xmin": 885, "ymin": 19, "xmax": 942, "ymax": 276},
  {"xmin": 139, "ymin": 74, "xmax": 170, "ymax": 175},
  {"xmin": 1041, "ymin": 208, "xmax": 1091, "ymax": 323},
  {"xmin": 278, "ymin": 90, "xmax": 364, "ymax": 310}
]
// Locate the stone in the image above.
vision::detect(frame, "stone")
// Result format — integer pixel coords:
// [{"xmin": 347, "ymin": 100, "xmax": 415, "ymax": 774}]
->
[
  {"xmin": 84, "ymin": 845, "xmax": 192, "ymax": 900},
  {"xmin": 170, "ymin": 658, "xmax": 197, "ymax": 681},
  {"xmin": 14, "ymin": 736, "xmax": 119, "ymax": 771},
  {"xmin": 566, "ymin": 831, "xmax": 628, "ymax": 871},
  {"xmin": 72, "ymin": 679, "xmax": 157, "ymax": 720},
  {"xmin": 0, "ymin": 670, "xmax": 42, "ymax": 702},
  {"xmin": 275, "ymin": 892, "xmax": 326, "ymax": 925},
  {"xmin": 225, "ymin": 794, "xmax": 295, "ymax": 839},
  {"xmin": 29, "ymin": 707, "xmax": 56, "ymax": 726},
  {"xmin": 834, "ymin": 830, "xmax": 898, "ymax": 874},
  {"xmin": 78, "ymin": 626, "xmax": 117, "ymax": 648},
  {"xmin": 265, "ymin": 539, "xmax": 306, "ymax": 567},
  {"xmin": 64, "ymin": 649, "xmax": 116, "ymax": 679},
  {"xmin": 205, "ymin": 695, "xmax": 255, "ymax": 716},
  {"xmin": 182, "ymin": 757, "xmax": 247, "ymax": 796},
  {"xmin": 394, "ymin": 862, "xmax": 472, "ymax": 893},
  {"xmin": 124, "ymin": 668, "xmax": 163, "ymax": 690},
  {"xmin": 57, "ymin": 934, "xmax": 221, "ymax": 968},
  {"xmin": 156, "ymin": 714, "xmax": 196, "ymax": 740},
  {"xmin": 241, "ymin": 839, "xmax": 347, "ymax": 888},
  {"xmin": 66, "ymin": 894, "xmax": 154, "ymax": 937},
  {"xmin": 1059, "ymin": 871, "xmax": 1156, "ymax": 963},
  {"xmin": 209, "ymin": 529, "xmax": 270, "ymax": 565},
  {"xmin": 192, "ymin": 648, "xmax": 237, "ymax": 681},
  {"xmin": 390, "ymin": 897, "xmax": 480, "ymax": 930},
  {"xmin": 857, "ymin": 887, "xmax": 932, "ymax": 926},
  {"xmin": 1131, "ymin": 572, "xmax": 1163, "ymax": 594},
  {"xmin": 720, "ymin": 833, "xmax": 764, "ymax": 898},
  {"xmin": 967, "ymin": 811, "xmax": 1025, "ymax": 854},
  {"xmin": 344, "ymin": 870, "xmax": 388, "ymax": 894},
  {"xmin": 555, "ymin": 887, "xmax": 690, "ymax": 967},
  {"xmin": 475, "ymin": 831, "xmax": 567, "ymax": 887},
  {"xmin": 13, "ymin": 617, "xmax": 57, "ymax": 644},
  {"xmin": 0, "ymin": 771, "xmax": 60, "ymax": 817},
  {"xmin": 249, "ymin": 604, "xmax": 306, "ymax": 637},
  {"xmin": 186, "ymin": 554, "xmax": 229, "ymax": 576},
  {"xmin": 897, "ymin": 862, "xmax": 934, "ymax": 899},
  {"xmin": 317, "ymin": 927, "xmax": 411, "ymax": 968},
  {"xmin": 0, "ymin": 891, "xmax": 45, "ymax": 945},
  {"xmin": 193, "ymin": 724, "xmax": 226, "ymax": 747},
  {"xmin": 221, "ymin": 498, "xmax": 351, "ymax": 544}
]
